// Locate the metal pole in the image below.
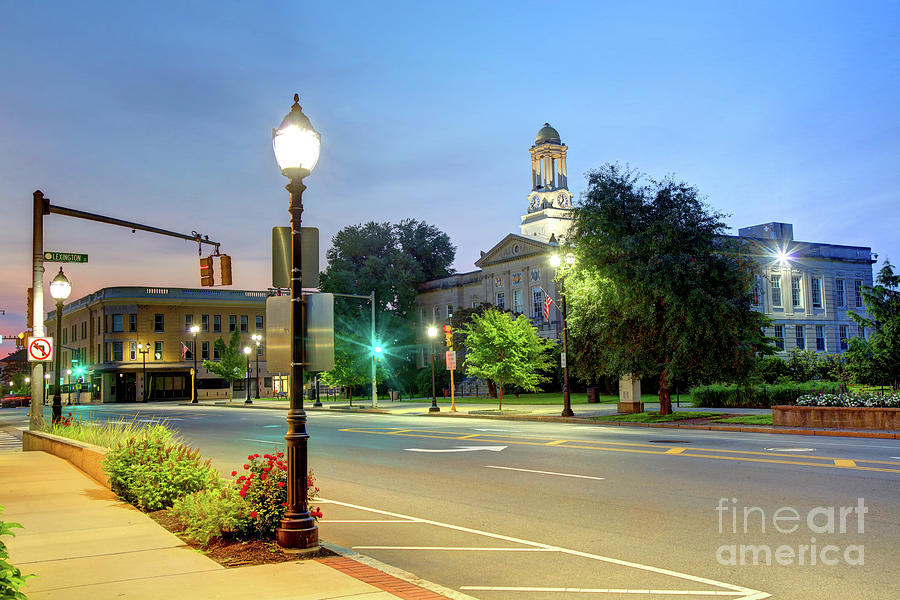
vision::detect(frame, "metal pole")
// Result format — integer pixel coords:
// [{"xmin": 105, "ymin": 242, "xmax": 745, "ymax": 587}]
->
[
  {"xmin": 275, "ymin": 176, "xmax": 317, "ymax": 550},
  {"xmin": 31, "ymin": 191, "xmax": 47, "ymax": 429},
  {"xmin": 52, "ymin": 299, "xmax": 63, "ymax": 422},
  {"xmin": 429, "ymin": 338, "xmax": 439, "ymax": 412},
  {"xmin": 370, "ymin": 290, "xmax": 377, "ymax": 408},
  {"xmin": 560, "ymin": 280, "xmax": 574, "ymax": 417},
  {"xmin": 192, "ymin": 331, "xmax": 198, "ymax": 403},
  {"xmin": 141, "ymin": 349, "xmax": 147, "ymax": 402},
  {"xmin": 255, "ymin": 346, "xmax": 260, "ymax": 399},
  {"xmin": 245, "ymin": 354, "xmax": 252, "ymax": 404}
]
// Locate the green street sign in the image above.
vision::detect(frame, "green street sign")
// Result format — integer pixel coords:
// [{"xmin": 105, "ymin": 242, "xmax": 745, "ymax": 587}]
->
[{"xmin": 44, "ymin": 251, "xmax": 88, "ymax": 263}]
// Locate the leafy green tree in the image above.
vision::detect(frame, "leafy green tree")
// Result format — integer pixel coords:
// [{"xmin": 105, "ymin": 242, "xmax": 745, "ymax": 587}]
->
[
  {"xmin": 319, "ymin": 347, "xmax": 368, "ymax": 400},
  {"xmin": 849, "ymin": 260, "xmax": 900, "ymax": 388},
  {"xmin": 786, "ymin": 349, "xmax": 823, "ymax": 382},
  {"xmin": 843, "ymin": 337, "xmax": 881, "ymax": 386},
  {"xmin": 202, "ymin": 330, "xmax": 248, "ymax": 398},
  {"xmin": 461, "ymin": 308, "xmax": 555, "ymax": 409},
  {"xmin": 567, "ymin": 164, "xmax": 773, "ymax": 414}
]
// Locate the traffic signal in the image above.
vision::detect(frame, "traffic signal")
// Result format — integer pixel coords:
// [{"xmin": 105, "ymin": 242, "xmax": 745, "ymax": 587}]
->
[
  {"xmin": 200, "ymin": 256, "xmax": 215, "ymax": 287},
  {"xmin": 219, "ymin": 254, "xmax": 232, "ymax": 286},
  {"xmin": 442, "ymin": 324, "xmax": 452, "ymax": 347},
  {"xmin": 26, "ymin": 287, "xmax": 33, "ymax": 329}
]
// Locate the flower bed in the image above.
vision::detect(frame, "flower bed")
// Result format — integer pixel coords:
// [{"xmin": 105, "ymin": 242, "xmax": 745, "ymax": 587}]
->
[
  {"xmin": 774, "ymin": 405, "xmax": 900, "ymax": 430},
  {"xmin": 794, "ymin": 392, "xmax": 900, "ymax": 408}
]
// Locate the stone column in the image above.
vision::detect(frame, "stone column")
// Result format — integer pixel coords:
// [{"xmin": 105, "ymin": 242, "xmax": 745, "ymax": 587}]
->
[{"xmin": 617, "ymin": 374, "xmax": 643, "ymax": 413}]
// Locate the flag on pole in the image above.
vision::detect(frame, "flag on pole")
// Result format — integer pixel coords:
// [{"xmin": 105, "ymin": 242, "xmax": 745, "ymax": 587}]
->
[
  {"xmin": 181, "ymin": 342, "xmax": 189, "ymax": 359},
  {"xmin": 543, "ymin": 295, "xmax": 553, "ymax": 322}
]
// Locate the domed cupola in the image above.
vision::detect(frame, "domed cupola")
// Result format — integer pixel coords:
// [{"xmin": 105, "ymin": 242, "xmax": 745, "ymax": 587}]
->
[
  {"xmin": 535, "ymin": 123, "xmax": 561, "ymax": 145},
  {"xmin": 522, "ymin": 123, "xmax": 574, "ymax": 242}
]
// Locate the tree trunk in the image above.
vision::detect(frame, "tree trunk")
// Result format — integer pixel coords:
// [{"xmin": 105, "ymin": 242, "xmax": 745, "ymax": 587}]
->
[
  {"xmin": 497, "ymin": 380, "xmax": 503, "ymax": 411},
  {"xmin": 658, "ymin": 368, "xmax": 673, "ymax": 415},
  {"xmin": 487, "ymin": 379, "xmax": 497, "ymax": 398}
]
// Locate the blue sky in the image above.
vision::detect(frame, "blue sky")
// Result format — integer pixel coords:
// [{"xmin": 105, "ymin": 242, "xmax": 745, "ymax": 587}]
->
[{"xmin": 1, "ymin": 0, "xmax": 898, "ymax": 337}]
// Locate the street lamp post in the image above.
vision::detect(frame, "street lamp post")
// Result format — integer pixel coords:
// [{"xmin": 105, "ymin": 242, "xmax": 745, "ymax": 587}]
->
[
  {"xmin": 44, "ymin": 373, "xmax": 50, "ymax": 405},
  {"xmin": 252, "ymin": 333, "xmax": 262, "ymax": 399},
  {"xmin": 426, "ymin": 326, "xmax": 439, "ymax": 412},
  {"xmin": 243, "ymin": 346, "xmax": 252, "ymax": 404},
  {"xmin": 49, "ymin": 268, "xmax": 71, "ymax": 422},
  {"xmin": 550, "ymin": 253, "xmax": 575, "ymax": 417},
  {"xmin": 137, "ymin": 343, "xmax": 149, "ymax": 402},
  {"xmin": 190, "ymin": 325, "xmax": 200, "ymax": 403},
  {"xmin": 272, "ymin": 93, "xmax": 321, "ymax": 550}
]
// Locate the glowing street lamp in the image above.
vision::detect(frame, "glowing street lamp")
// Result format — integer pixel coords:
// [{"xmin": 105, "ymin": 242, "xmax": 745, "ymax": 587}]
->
[
  {"xmin": 243, "ymin": 346, "xmax": 252, "ymax": 404},
  {"xmin": 251, "ymin": 333, "xmax": 262, "ymax": 399},
  {"xmin": 190, "ymin": 324, "xmax": 200, "ymax": 403},
  {"xmin": 426, "ymin": 326, "xmax": 439, "ymax": 412},
  {"xmin": 272, "ymin": 92, "xmax": 321, "ymax": 550},
  {"xmin": 49, "ymin": 268, "xmax": 71, "ymax": 422}
]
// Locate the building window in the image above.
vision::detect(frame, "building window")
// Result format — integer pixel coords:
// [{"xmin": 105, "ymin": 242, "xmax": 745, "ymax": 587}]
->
[
  {"xmin": 201, "ymin": 314, "xmax": 209, "ymax": 333},
  {"xmin": 130, "ymin": 341, "xmax": 136, "ymax": 360},
  {"xmin": 795, "ymin": 325, "xmax": 805, "ymax": 350},
  {"xmin": 62, "ymin": 328, "xmax": 67, "ymax": 344},
  {"xmin": 184, "ymin": 341, "xmax": 194, "ymax": 360},
  {"xmin": 854, "ymin": 280, "xmax": 863, "ymax": 308},
  {"xmin": 839, "ymin": 325, "xmax": 849, "ymax": 351},
  {"xmin": 201, "ymin": 341, "xmax": 210, "ymax": 360},
  {"xmin": 811, "ymin": 278, "xmax": 822, "ymax": 308},
  {"xmin": 256, "ymin": 315, "xmax": 263, "ymax": 330},
  {"xmin": 496, "ymin": 292, "xmax": 505, "ymax": 310},
  {"xmin": 513, "ymin": 289, "xmax": 524, "ymax": 314},
  {"xmin": 446, "ymin": 305, "xmax": 453, "ymax": 319},
  {"xmin": 81, "ymin": 321, "xmax": 87, "ymax": 338},
  {"xmin": 72, "ymin": 324, "xmax": 77, "ymax": 341},
  {"xmin": 835, "ymin": 279, "xmax": 845, "ymax": 307},
  {"xmin": 240, "ymin": 315, "xmax": 249, "ymax": 333},
  {"xmin": 154, "ymin": 314, "xmax": 164, "ymax": 333},
  {"xmin": 129, "ymin": 314, "xmax": 137, "ymax": 332},
  {"xmin": 213, "ymin": 315, "xmax": 221, "ymax": 333},
  {"xmin": 229, "ymin": 315, "xmax": 237, "ymax": 332},
  {"xmin": 774, "ymin": 325, "xmax": 784, "ymax": 350},
  {"xmin": 112, "ymin": 342, "xmax": 123, "ymax": 362},
  {"xmin": 791, "ymin": 276, "xmax": 802, "ymax": 308},
  {"xmin": 816, "ymin": 326, "xmax": 825, "ymax": 352},
  {"xmin": 185, "ymin": 314, "xmax": 193, "ymax": 331},
  {"xmin": 432, "ymin": 306, "xmax": 439, "ymax": 321},
  {"xmin": 154, "ymin": 341, "xmax": 163, "ymax": 360},
  {"xmin": 532, "ymin": 287, "xmax": 543, "ymax": 318},
  {"xmin": 770, "ymin": 275, "xmax": 782, "ymax": 307},
  {"xmin": 257, "ymin": 343, "xmax": 263, "ymax": 356},
  {"xmin": 213, "ymin": 344, "xmax": 220, "ymax": 360},
  {"xmin": 110, "ymin": 314, "xmax": 123, "ymax": 333},
  {"xmin": 857, "ymin": 325, "xmax": 865, "ymax": 340}
]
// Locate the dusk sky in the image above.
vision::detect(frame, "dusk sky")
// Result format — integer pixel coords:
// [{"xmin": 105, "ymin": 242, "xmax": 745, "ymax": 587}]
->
[{"xmin": 1, "ymin": 1, "xmax": 898, "ymax": 341}]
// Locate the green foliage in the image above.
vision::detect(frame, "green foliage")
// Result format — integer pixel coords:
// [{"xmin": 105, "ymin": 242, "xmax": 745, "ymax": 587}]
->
[
  {"xmin": 202, "ymin": 330, "xmax": 248, "ymax": 385},
  {"xmin": 0, "ymin": 506, "xmax": 33, "ymax": 600},
  {"xmin": 690, "ymin": 382, "xmax": 840, "ymax": 408},
  {"xmin": 567, "ymin": 164, "xmax": 774, "ymax": 414},
  {"xmin": 795, "ymin": 392, "xmax": 900, "ymax": 408},
  {"xmin": 413, "ymin": 365, "xmax": 450, "ymax": 398},
  {"xmin": 593, "ymin": 411, "xmax": 724, "ymax": 423},
  {"xmin": 461, "ymin": 308, "xmax": 555, "ymax": 408},
  {"xmin": 713, "ymin": 415, "xmax": 774, "ymax": 425},
  {"xmin": 786, "ymin": 349, "xmax": 822, "ymax": 382},
  {"xmin": 170, "ymin": 485, "xmax": 251, "ymax": 545},
  {"xmin": 319, "ymin": 347, "xmax": 368, "ymax": 398},
  {"xmin": 43, "ymin": 413, "xmax": 167, "ymax": 448},
  {"xmin": 848, "ymin": 261, "xmax": 900, "ymax": 388},
  {"xmin": 754, "ymin": 355, "xmax": 791, "ymax": 384},
  {"xmin": 103, "ymin": 426, "xmax": 220, "ymax": 511}
]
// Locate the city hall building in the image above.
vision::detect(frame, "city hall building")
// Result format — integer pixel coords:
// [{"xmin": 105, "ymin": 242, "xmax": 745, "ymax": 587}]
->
[{"xmin": 415, "ymin": 124, "xmax": 876, "ymax": 359}]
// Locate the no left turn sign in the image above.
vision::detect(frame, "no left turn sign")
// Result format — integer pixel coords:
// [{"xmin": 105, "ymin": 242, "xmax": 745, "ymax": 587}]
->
[{"xmin": 27, "ymin": 337, "xmax": 54, "ymax": 362}]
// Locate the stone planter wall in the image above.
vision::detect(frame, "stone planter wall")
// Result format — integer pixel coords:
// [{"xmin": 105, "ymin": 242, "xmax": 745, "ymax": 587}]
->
[
  {"xmin": 773, "ymin": 405, "xmax": 900, "ymax": 430},
  {"xmin": 22, "ymin": 430, "xmax": 110, "ymax": 488}
]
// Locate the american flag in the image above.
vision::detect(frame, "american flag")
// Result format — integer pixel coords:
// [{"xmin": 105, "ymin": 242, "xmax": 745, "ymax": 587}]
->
[
  {"xmin": 181, "ymin": 342, "xmax": 190, "ymax": 359},
  {"xmin": 543, "ymin": 295, "xmax": 553, "ymax": 322}
]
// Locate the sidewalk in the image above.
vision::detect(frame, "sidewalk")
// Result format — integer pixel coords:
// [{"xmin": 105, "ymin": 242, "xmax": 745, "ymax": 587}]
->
[{"xmin": 0, "ymin": 450, "xmax": 455, "ymax": 600}]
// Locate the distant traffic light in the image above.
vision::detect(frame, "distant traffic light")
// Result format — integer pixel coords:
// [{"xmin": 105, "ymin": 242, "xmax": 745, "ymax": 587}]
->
[
  {"xmin": 200, "ymin": 256, "xmax": 215, "ymax": 287},
  {"xmin": 442, "ymin": 324, "xmax": 452, "ymax": 347},
  {"xmin": 219, "ymin": 254, "xmax": 233, "ymax": 286}
]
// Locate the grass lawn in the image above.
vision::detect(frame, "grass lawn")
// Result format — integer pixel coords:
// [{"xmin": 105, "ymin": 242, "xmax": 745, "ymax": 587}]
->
[
  {"xmin": 592, "ymin": 411, "xmax": 725, "ymax": 423},
  {"xmin": 397, "ymin": 391, "xmax": 620, "ymax": 405},
  {"xmin": 712, "ymin": 415, "xmax": 774, "ymax": 425}
]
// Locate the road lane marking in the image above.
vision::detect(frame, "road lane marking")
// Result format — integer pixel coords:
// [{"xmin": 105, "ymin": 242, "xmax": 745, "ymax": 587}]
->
[
  {"xmin": 319, "ymin": 497, "xmax": 768, "ymax": 599},
  {"xmin": 460, "ymin": 586, "xmax": 747, "ymax": 595},
  {"xmin": 764, "ymin": 447, "xmax": 815, "ymax": 452},
  {"xmin": 263, "ymin": 425, "xmax": 281, "ymax": 428},
  {"xmin": 405, "ymin": 445, "xmax": 507, "ymax": 453},
  {"xmin": 545, "ymin": 439, "xmax": 568, "ymax": 445},
  {"xmin": 485, "ymin": 465, "xmax": 605, "ymax": 481},
  {"xmin": 665, "ymin": 447, "xmax": 687, "ymax": 454},
  {"xmin": 243, "ymin": 438, "xmax": 280, "ymax": 444},
  {"xmin": 834, "ymin": 459, "xmax": 856, "ymax": 467},
  {"xmin": 354, "ymin": 546, "xmax": 555, "ymax": 551},
  {"xmin": 321, "ymin": 519, "xmax": 421, "ymax": 523}
]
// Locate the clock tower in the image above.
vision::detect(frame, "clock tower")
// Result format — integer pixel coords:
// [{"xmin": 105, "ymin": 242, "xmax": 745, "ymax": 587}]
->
[{"xmin": 520, "ymin": 123, "xmax": 575, "ymax": 242}]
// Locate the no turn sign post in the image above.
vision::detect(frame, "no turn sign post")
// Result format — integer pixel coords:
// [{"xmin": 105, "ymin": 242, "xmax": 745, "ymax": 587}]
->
[{"xmin": 27, "ymin": 337, "xmax": 54, "ymax": 362}]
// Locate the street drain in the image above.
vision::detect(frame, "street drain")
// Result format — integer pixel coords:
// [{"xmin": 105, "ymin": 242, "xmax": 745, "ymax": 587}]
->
[{"xmin": 648, "ymin": 440, "xmax": 691, "ymax": 444}]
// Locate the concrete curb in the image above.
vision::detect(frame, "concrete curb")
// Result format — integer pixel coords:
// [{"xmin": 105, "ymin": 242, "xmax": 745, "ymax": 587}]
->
[{"xmin": 21, "ymin": 429, "xmax": 110, "ymax": 487}]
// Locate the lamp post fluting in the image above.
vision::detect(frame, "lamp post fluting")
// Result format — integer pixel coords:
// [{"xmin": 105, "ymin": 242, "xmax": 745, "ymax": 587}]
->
[
  {"xmin": 190, "ymin": 325, "xmax": 200, "ymax": 403},
  {"xmin": 252, "ymin": 333, "xmax": 262, "ymax": 399},
  {"xmin": 550, "ymin": 253, "xmax": 575, "ymax": 417},
  {"xmin": 49, "ymin": 268, "xmax": 71, "ymax": 422},
  {"xmin": 426, "ymin": 326, "xmax": 439, "ymax": 412},
  {"xmin": 137, "ymin": 343, "xmax": 149, "ymax": 402},
  {"xmin": 272, "ymin": 93, "xmax": 320, "ymax": 550}
]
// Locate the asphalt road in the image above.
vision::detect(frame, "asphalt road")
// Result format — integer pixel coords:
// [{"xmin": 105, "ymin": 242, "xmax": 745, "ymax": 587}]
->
[{"xmin": 4, "ymin": 404, "xmax": 899, "ymax": 600}]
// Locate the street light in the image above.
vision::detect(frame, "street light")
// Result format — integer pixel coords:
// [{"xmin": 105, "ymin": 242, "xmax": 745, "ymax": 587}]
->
[
  {"xmin": 251, "ymin": 333, "xmax": 262, "ymax": 399},
  {"xmin": 550, "ymin": 253, "xmax": 576, "ymax": 418},
  {"xmin": 272, "ymin": 92, "xmax": 320, "ymax": 550},
  {"xmin": 426, "ymin": 326, "xmax": 439, "ymax": 412},
  {"xmin": 44, "ymin": 373, "xmax": 50, "ymax": 405},
  {"xmin": 243, "ymin": 346, "xmax": 252, "ymax": 404},
  {"xmin": 49, "ymin": 267, "xmax": 71, "ymax": 422},
  {"xmin": 137, "ymin": 342, "xmax": 150, "ymax": 402},
  {"xmin": 190, "ymin": 324, "xmax": 200, "ymax": 403}
]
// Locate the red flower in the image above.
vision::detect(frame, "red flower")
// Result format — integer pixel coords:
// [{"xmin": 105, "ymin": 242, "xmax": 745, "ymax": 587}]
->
[
  {"xmin": 243, "ymin": 464, "xmax": 249, "ymax": 469},
  {"xmin": 248, "ymin": 454, "xmax": 254, "ymax": 460},
  {"xmin": 277, "ymin": 481, "xmax": 285, "ymax": 488},
  {"xmin": 231, "ymin": 471, "xmax": 237, "ymax": 476},
  {"xmin": 250, "ymin": 510, "xmax": 258, "ymax": 518}
]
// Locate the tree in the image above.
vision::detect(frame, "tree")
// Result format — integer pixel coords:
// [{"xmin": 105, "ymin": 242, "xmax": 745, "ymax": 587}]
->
[
  {"xmin": 319, "ymin": 347, "xmax": 368, "ymax": 400},
  {"xmin": 567, "ymin": 164, "xmax": 773, "ymax": 414},
  {"xmin": 849, "ymin": 260, "xmax": 900, "ymax": 388},
  {"xmin": 461, "ymin": 308, "xmax": 555, "ymax": 409},
  {"xmin": 202, "ymin": 330, "xmax": 248, "ymax": 398}
]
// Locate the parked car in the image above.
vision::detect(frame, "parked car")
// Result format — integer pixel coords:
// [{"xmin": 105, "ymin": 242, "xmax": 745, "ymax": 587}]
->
[{"xmin": 1, "ymin": 395, "xmax": 31, "ymax": 408}]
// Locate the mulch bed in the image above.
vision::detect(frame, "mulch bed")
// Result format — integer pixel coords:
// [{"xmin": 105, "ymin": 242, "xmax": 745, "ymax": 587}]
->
[{"xmin": 147, "ymin": 509, "xmax": 336, "ymax": 567}]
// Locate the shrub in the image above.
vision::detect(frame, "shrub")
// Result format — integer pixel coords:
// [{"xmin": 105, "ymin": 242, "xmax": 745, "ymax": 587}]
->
[
  {"xmin": 755, "ymin": 356, "xmax": 791, "ymax": 384},
  {"xmin": 691, "ymin": 382, "xmax": 841, "ymax": 408},
  {"xmin": 44, "ymin": 413, "xmax": 173, "ymax": 449},
  {"xmin": 103, "ymin": 425, "xmax": 220, "ymax": 511},
  {"xmin": 1, "ymin": 505, "xmax": 33, "ymax": 600},
  {"xmin": 170, "ymin": 485, "xmax": 251, "ymax": 545},
  {"xmin": 795, "ymin": 392, "xmax": 900, "ymax": 408}
]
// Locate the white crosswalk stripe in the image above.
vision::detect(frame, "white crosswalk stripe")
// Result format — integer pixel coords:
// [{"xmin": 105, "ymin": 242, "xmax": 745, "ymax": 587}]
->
[{"xmin": 0, "ymin": 431, "xmax": 22, "ymax": 452}]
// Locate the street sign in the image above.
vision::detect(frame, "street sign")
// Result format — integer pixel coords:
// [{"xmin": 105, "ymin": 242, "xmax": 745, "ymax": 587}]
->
[
  {"xmin": 272, "ymin": 227, "xmax": 319, "ymax": 289},
  {"xmin": 27, "ymin": 337, "xmax": 54, "ymax": 362},
  {"xmin": 43, "ymin": 251, "xmax": 88, "ymax": 263},
  {"xmin": 266, "ymin": 293, "xmax": 335, "ymax": 372},
  {"xmin": 445, "ymin": 350, "xmax": 457, "ymax": 371},
  {"xmin": 560, "ymin": 352, "xmax": 566, "ymax": 368}
]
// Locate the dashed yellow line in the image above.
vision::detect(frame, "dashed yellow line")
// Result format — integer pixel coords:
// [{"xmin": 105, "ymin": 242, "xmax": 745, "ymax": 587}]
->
[{"xmin": 339, "ymin": 427, "xmax": 900, "ymax": 475}]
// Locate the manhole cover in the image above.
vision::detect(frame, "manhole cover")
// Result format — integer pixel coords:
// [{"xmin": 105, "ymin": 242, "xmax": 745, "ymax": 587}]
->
[
  {"xmin": 765, "ymin": 447, "xmax": 815, "ymax": 452},
  {"xmin": 648, "ymin": 440, "xmax": 691, "ymax": 444}
]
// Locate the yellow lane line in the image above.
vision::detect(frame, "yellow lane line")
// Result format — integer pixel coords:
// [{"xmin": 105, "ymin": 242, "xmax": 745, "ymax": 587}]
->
[
  {"xmin": 457, "ymin": 434, "xmax": 480, "ymax": 440},
  {"xmin": 545, "ymin": 440, "xmax": 568, "ymax": 446},
  {"xmin": 834, "ymin": 459, "xmax": 857, "ymax": 467},
  {"xmin": 665, "ymin": 447, "xmax": 687, "ymax": 454}
]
